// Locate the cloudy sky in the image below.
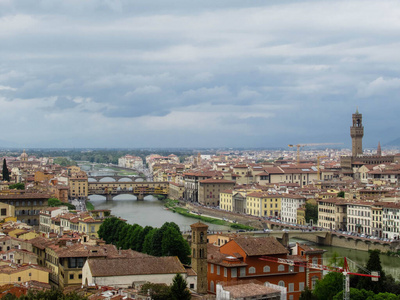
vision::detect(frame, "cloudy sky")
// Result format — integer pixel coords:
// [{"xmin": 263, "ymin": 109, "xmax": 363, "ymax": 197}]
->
[{"xmin": 0, "ymin": 0, "xmax": 399, "ymax": 148}]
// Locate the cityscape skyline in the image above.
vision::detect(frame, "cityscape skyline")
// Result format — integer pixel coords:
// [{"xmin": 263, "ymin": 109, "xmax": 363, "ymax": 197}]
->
[{"xmin": 1, "ymin": 0, "xmax": 399, "ymax": 148}]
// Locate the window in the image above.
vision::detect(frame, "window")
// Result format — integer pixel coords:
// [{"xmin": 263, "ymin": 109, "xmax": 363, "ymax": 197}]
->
[
  {"xmin": 69, "ymin": 274, "xmax": 74, "ymax": 280},
  {"xmin": 240, "ymin": 267, "xmax": 246, "ymax": 277},
  {"xmin": 311, "ymin": 276, "xmax": 318, "ymax": 290},
  {"xmin": 190, "ymin": 283, "xmax": 194, "ymax": 289},
  {"xmin": 210, "ymin": 281, "xmax": 215, "ymax": 292},
  {"xmin": 217, "ymin": 265, "xmax": 220, "ymax": 275},
  {"xmin": 278, "ymin": 264, "xmax": 285, "ymax": 272},
  {"xmin": 0, "ymin": 209, "xmax": 6, "ymax": 216},
  {"xmin": 299, "ymin": 266, "xmax": 305, "ymax": 272},
  {"xmin": 312, "ymin": 257, "xmax": 318, "ymax": 265},
  {"xmin": 299, "ymin": 282, "xmax": 305, "ymax": 291},
  {"xmin": 224, "ymin": 267, "xmax": 227, "ymax": 277},
  {"xmin": 79, "ymin": 274, "xmax": 82, "ymax": 279},
  {"xmin": 289, "ymin": 283, "xmax": 294, "ymax": 292},
  {"xmin": 210, "ymin": 264, "xmax": 214, "ymax": 274},
  {"xmin": 278, "ymin": 280, "xmax": 285, "ymax": 287},
  {"xmin": 231, "ymin": 268, "xmax": 237, "ymax": 278},
  {"xmin": 18, "ymin": 277, "xmax": 21, "ymax": 282},
  {"xmin": 248, "ymin": 267, "xmax": 256, "ymax": 274},
  {"xmin": 263, "ymin": 265, "xmax": 270, "ymax": 273}
]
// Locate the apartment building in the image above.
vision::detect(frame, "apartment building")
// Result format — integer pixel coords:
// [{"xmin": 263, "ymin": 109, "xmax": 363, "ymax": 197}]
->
[
  {"xmin": 317, "ymin": 198, "xmax": 347, "ymax": 231},
  {"xmin": 281, "ymin": 195, "xmax": 306, "ymax": 225},
  {"xmin": 347, "ymin": 202, "xmax": 372, "ymax": 235},
  {"xmin": 246, "ymin": 192, "xmax": 282, "ymax": 218}
]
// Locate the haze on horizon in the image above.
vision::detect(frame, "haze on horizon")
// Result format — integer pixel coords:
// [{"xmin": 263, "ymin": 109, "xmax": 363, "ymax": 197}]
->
[{"xmin": 0, "ymin": 0, "xmax": 399, "ymax": 149}]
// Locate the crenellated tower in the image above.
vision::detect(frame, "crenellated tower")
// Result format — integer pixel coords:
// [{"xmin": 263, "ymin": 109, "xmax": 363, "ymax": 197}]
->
[{"xmin": 350, "ymin": 109, "xmax": 364, "ymax": 157}]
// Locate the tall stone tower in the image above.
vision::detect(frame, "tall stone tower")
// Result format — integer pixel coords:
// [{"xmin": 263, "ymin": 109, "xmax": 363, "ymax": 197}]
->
[
  {"xmin": 190, "ymin": 222, "xmax": 208, "ymax": 294},
  {"xmin": 350, "ymin": 109, "xmax": 364, "ymax": 157}
]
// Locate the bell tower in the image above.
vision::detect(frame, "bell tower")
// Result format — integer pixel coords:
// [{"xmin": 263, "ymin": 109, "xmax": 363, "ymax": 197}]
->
[
  {"xmin": 190, "ymin": 222, "xmax": 208, "ymax": 294},
  {"xmin": 350, "ymin": 109, "xmax": 364, "ymax": 157}
]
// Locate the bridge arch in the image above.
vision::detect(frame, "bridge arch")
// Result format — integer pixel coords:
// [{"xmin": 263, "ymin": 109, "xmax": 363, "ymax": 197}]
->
[{"xmin": 118, "ymin": 178, "xmax": 134, "ymax": 182}]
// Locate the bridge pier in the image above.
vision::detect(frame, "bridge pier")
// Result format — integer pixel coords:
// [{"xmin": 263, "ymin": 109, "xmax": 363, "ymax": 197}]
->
[
  {"xmin": 106, "ymin": 194, "xmax": 113, "ymax": 201},
  {"xmin": 136, "ymin": 194, "xmax": 144, "ymax": 201}
]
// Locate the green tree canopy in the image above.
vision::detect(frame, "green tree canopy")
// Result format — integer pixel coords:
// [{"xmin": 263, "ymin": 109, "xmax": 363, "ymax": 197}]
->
[
  {"xmin": 9, "ymin": 183, "xmax": 25, "ymax": 190},
  {"xmin": 305, "ymin": 202, "xmax": 318, "ymax": 224},
  {"xmin": 313, "ymin": 272, "xmax": 344, "ymax": 300},
  {"xmin": 356, "ymin": 250, "xmax": 385, "ymax": 294},
  {"xmin": 140, "ymin": 282, "xmax": 171, "ymax": 300},
  {"xmin": 170, "ymin": 273, "xmax": 191, "ymax": 300},
  {"xmin": 337, "ymin": 191, "xmax": 345, "ymax": 198}
]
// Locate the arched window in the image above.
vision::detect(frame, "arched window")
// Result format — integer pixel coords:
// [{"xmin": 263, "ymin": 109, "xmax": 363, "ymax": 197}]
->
[
  {"xmin": 200, "ymin": 232, "xmax": 204, "ymax": 243},
  {"xmin": 278, "ymin": 264, "xmax": 285, "ymax": 272},
  {"xmin": 249, "ymin": 267, "xmax": 256, "ymax": 274},
  {"xmin": 210, "ymin": 281, "xmax": 214, "ymax": 292},
  {"xmin": 263, "ymin": 265, "xmax": 270, "ymax": 273},
  {"xmin": 311, "ymin": 276, "xmax": 318, "ymax": 290},
  {"xmin": 278, "ymin": 280, "xmax": 285, "ymax": 287}
]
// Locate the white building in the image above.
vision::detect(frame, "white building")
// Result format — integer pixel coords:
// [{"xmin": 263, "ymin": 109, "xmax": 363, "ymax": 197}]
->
[
  {"xmin": 346, "ymin": 202, "xmax": 372, "ymax": 235},
  {"xmin": 118, "ymin": 155, "xmax": 143, "ymax": 169},
  {"xmin": 82, "ymin": 256, "xmax": 192, "ymax": 289},
  {"xmin": 382, "ymin": 202, "xmax": 400, "ymax": 239},
  {"xmin": 281, "ymin": 194, "xmax": 306, "ymax": 224}
]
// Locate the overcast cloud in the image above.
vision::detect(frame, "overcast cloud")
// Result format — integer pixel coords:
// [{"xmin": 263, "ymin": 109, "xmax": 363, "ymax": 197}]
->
[{"xmin": 0, "ymin": 0, "xmax": 399, "ymax": 148}]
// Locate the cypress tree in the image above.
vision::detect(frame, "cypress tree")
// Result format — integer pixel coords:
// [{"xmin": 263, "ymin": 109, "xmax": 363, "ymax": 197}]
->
[{"xmin": 2, "ymin": 159, "xmax": 10, "ymax": 182}]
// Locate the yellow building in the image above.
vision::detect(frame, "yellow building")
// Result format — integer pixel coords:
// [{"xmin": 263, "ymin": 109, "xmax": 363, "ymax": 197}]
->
[
  {"xmin": 68, "ymin": 171, "xmax": 88, "ymax": 200},
  {"xmin": 0, "ymin": 202, "xmax": 15, "ymax": 222},
  {"xmin": 219, "ymin": 190, "xmax": 233, "ymax": 211},
  {"xmin": 7, "ymin": 229, "xmax": 39, "ymax": 240},
  {"xmin": 0, "ymin": 264, "xmax": 50, "ymax": 286},
  {"xmin": 246, "ymin": 192, "xmax": 282, "ymax": 218}
]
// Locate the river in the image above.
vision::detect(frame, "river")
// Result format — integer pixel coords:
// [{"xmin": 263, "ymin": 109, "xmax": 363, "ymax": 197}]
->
[
  {"xmin": 88, "ymin": 194, "xmax": 231, "ymax": 232},
  {"xmin": 290, "ymin": 239, "xmax": 400, "ymax": 281},
  {"xmin": 88, "ymin": 195, "xmax": 400, "ymax": 281}
]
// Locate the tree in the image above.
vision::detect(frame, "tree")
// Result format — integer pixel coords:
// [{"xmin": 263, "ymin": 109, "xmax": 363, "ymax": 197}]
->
[
  {"xmin": 2, "ymin": 159, "xmax": 10, "ymax": 182},
  {"xmin": 9, "ymin": 183, "xmax": 25, "ymax": 190},
  {"xmin": 305, "ymin": 202, "xmax": 318, "ymax": 224},
  {"xmin": 299, "ymin": 287, "xmax": 318, "ymax": 300},
  {"xmin": 170, "ymin": 273, "xmax": 191, "ymax": 300},
  {"xmin": 356, "ymin": 250, "xmax": 385, "ymax": 294},
  {"xmin": 333, "ymin": 288, "xmax": 374, "ymax": 300},
  {"xmin": 98, "ymin": 217, "xmax": 126, "ymax": 244},
  {"xmin": 313, "ymin": 272, "xmax": 344, "ymax": 300},
  {"xmin": 48, "ymin": 198, "xmax": 62, "ymax": 207},
  {"xmin": 161, "ymin": 225, "xmax": 191, "ymax": 264},
  {"xmin": 48, "ymin": 198, "xmax": 76, "ymax": 210},
  {"xmin": 140, "ymin": 282, "xmax": 171, "ymax": 300},
  {"xmin": 337, "ymin": 191, "xmax": 345, "ymax": 198}
]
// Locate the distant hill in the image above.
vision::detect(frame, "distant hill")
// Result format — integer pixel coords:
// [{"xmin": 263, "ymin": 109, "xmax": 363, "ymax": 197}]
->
[{"xmin": 385, "ymin": 137, "xmax": 400, "ymax": 147}]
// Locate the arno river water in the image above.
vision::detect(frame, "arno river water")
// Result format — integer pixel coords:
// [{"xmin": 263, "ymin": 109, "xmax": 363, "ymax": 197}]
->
[{"xmin": 88, "ymin": 194, "xmax": 400, "ymax": 280}]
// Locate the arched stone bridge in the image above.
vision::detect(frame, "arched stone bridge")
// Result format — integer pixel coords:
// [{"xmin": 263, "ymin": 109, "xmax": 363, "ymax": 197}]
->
[
  {"xmin": 88, "ymin": 175, "xmax": 144, "ymax": 182},
  {"xmin": 88, "ymin": 181, "xmax": 168, "ymax": 200}
]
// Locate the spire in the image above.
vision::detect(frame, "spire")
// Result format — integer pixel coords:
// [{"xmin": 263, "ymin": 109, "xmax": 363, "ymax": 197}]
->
[
  {"xmin": 356, "ymin": 107, "xmax": 359, "ymax": 114},
  {"xmin": 377, "ymin": 142, "xmax": 382, "ymax": 156}
]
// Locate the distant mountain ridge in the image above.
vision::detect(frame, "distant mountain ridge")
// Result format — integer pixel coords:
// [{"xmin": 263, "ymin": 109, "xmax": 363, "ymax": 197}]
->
[{"xmin": 385, "ymin": 137, "xmax": 400, "ymax": 147}]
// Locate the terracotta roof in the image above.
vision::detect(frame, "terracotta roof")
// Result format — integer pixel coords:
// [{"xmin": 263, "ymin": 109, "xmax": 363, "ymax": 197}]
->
[
  {"xmin": 223, "ymin": 283, "xmax": 280, "ymax": 298},
  {"xmin": 199, "ymin": 179, "xmax": 235, "ymax": 184},
  {"xmin": 228, "ymin": 236, "xmax": 288, "ymax": 256},
  {"xmin": 190, "ymin": 222, "xmax": 208, "ymax": 229},
  {"xmin": 88, "ymin": 256, "xmax": 186, "ymax": 277}
]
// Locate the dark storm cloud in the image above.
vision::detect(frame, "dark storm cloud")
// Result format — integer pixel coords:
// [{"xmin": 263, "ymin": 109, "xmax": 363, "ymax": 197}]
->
[{"xmin": 0, "ymin": 0, "xmax": 400, "ymax": 147}]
